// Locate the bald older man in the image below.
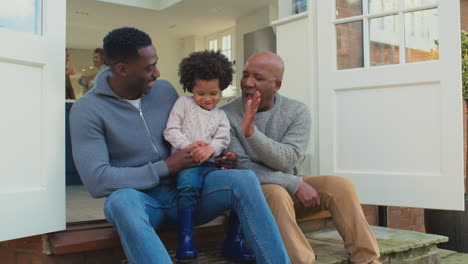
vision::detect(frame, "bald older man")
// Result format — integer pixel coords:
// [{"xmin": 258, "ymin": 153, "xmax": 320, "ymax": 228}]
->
[{"xmin": 221, "ymin": 52, "xmax": 381, "ymax": 264}]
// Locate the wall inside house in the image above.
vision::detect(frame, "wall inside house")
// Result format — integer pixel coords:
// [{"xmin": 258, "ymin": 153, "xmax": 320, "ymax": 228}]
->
[
  {"xmin": 175, "ymin": 35, "xmax": 206, "ymax": 96},
  {"xmin": 67, "ymin": 24, "xmax": 183, "ymax": 95},
  {"xmin": 235, "ymin": 5, "xmax": 278, "ymax": 91}
]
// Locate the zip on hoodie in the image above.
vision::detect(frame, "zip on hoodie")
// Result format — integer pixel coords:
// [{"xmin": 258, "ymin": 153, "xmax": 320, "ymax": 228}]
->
[{"xmin": 139, "ymin": 107, "xmax": 160, "ymax": 160}]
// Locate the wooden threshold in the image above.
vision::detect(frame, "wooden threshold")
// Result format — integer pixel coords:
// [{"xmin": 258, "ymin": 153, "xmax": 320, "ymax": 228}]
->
[
  {"xmin": 49, "ymin": 210, "xmax": 331, "ymax": 255},
  {"xmin": 48, "ymin": 221, "xmax": 227, "ymax": 255},
  {"xmin": 297, "ymin": 210, "xmax": 331, "ymax": 222}
]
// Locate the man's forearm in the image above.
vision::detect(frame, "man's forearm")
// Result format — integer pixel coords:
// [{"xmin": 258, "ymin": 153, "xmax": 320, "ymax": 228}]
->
[{"xmin": 246, "ymin": 127, "xmax": 304, "ymax": 173}]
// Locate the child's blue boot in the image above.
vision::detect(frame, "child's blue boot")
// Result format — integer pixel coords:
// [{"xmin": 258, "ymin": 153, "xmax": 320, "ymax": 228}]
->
[
  {"xmin": 176, "ymin": 208, "xmax": 197, "ymax": 259},
  {"xmin": 222, "ymin": 212, "xmax": 255, "ymax": 262}
]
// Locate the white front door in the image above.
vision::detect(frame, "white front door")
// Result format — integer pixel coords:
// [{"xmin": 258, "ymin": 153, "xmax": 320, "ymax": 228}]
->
[
  {"xmin": 0, "ymin": 0, "xmax": 66, "ymax": 241},
  {"xmin": 316, "ymin": 0, "xmax": 464, "ymax": 210}
]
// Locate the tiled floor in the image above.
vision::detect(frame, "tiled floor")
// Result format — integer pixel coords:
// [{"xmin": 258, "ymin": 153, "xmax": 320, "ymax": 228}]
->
[{"xmin": 66, "ymin": 185, "xmax": 106, "ymax": 222}]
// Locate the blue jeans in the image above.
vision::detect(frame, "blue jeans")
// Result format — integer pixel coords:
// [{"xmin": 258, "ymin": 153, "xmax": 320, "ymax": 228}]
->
[
  {"xmin": 176, "ymin": 162, "xmax": 218, "ymax": 209},
  {"xmin": 104, "ymin": 169, "xmax": 290, "ymax": 264}
]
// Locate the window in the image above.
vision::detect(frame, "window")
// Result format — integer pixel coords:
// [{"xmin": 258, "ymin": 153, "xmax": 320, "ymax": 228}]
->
[
  {"xmin": 335, "ymin": 0, "xmax": 439, "ymax": 70},
  {"xmin": 206, "ymin": 29, "xmax": 237, "ymax": 98},
  {"xmin": 0, "ymin": 0, "xmax": 42, "ymax": 35}
]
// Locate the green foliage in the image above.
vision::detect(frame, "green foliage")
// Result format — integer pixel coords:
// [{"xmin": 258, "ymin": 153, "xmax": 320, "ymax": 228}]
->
[{"xmin": 462, "ymin": 30, "xmax": 468, "ymax": 98}]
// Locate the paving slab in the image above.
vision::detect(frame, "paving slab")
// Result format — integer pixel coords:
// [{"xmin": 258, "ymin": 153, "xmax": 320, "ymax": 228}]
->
[
  {"xmin": 438, "ymin": 249, "xmax": 458, "ymax": 259},
  {"xmin": 309, "ymin": 239, "xmax": 349, "ymax": 264},
  {"xmin": 162, "ymin": 226, "xmax": 450, "ymax": 264},
  {"xmin": 441, "ymin": 252, "xmax": 468, "ymax": 264},
  {"xmin": 306, "ymin": 226, "xmax": 447, "ymax": 254}
]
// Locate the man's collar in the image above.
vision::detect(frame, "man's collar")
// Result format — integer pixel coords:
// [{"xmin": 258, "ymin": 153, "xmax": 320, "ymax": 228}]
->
[{"xmin": 94, "ymin": 69, "xmax": 122, "ymax": 98}]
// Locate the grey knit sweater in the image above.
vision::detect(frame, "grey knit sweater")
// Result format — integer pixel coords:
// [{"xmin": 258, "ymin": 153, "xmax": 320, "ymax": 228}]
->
[
  {"xmin": 221, "ymin": 93, "xmax": 311, "ymax": 195},
  {"xmin": 69, "ymin": 69, "xmax": 178, "ymax": 198}
]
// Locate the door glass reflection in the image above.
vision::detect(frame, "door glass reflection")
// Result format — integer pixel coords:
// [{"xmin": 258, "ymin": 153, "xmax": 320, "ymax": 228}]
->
[
  {"xmin": 336, "ymin": 0, "xmax": 363, "ymax": 19},
  {"xmin": 336, "ymin": 21, "xmax": 364, "ymax": 70},
  {"xmin": 370, "ymin": 15, "xmax": 400, "ymax": 66},
  {"xmin": 405, "ymin": 9, "xmax": 439, "ymax": 63}
]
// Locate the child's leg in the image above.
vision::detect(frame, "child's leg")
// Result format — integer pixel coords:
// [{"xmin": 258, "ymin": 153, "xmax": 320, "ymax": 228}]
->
[
  {"xmin": 177, "ymin": 167, "xmax": 203, "ymax": 209},
  {"xmin": 176, "ymin": 167, "xmax": 203, "ymax": 259}
]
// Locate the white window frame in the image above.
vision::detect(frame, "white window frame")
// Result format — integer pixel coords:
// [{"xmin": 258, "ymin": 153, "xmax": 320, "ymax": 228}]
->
[{"xmin": 205, "ymin": 28, "xmax": 237, "ymax": 98}]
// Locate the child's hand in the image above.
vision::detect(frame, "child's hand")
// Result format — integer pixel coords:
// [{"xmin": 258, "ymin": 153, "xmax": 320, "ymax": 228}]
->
[
  {"xmin": 186, "ymin": 141, "xmax": 209, "ymax": 149},
  {"xmin": 191, "ymin": 146, "xmax": 215, "ymax": 163}
]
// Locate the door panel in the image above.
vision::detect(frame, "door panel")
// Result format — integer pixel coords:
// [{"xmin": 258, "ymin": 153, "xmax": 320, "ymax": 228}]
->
[
  {"xmin": 0, "ymin": 0, "xmax": 66, "ymax": 241},
  {"xmin": 316, "ymin": 0, "xmax": 463, "ymax": 210}
]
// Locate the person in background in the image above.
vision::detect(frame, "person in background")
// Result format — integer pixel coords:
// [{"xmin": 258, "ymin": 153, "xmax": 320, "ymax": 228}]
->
[
  {"xmin": 65, "ymin": 48, "xmax": 76, "ymax": 100},
  {"xmin": 79, "ymin": 48, "xmax": 109, "ymax": 90}
]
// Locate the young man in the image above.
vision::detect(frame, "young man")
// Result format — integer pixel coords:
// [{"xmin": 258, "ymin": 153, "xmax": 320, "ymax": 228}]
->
[
  {"xmin": 69, "ymin": 28, "xmax": 290, "ymax": 264},
  {"xmin": 79, "ymin": 48, "xmax": 109, "ymax": 90},
  {"xmin": 222, "ymin": 51, "xmax": 381, "ymax": 264}
]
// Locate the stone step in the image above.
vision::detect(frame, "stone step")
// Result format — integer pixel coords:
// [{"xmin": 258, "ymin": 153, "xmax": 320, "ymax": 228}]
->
[
  {"xmin": 307, "ymin": 226, "xmax": 448, "ymax": 264},
  {"xmin": 438, "ymin": 249, "xmax": 468, "ymax": 264},
  {"xmin": 164, "ymin": 226, "xmax": 449, "ymax": 264}
]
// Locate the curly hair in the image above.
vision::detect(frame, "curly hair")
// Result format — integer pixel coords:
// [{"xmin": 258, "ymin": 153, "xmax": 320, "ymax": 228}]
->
[
  {"xmin": 178, "ymin": 50, "xmax": 233, "ymax": 93},
  {"xmin": 103, "ymin": 27, "xmax": 152, "ymax": 70}
]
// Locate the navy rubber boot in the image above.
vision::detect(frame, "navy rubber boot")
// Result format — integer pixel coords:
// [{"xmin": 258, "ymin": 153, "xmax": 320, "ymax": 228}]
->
[
  {"xmin": 221, "ymin": 212, "xmax": 255, "ymax": 262},
  {"xmin": 176, "ymin": 209, "xmax": 197, "ymax": 259}
]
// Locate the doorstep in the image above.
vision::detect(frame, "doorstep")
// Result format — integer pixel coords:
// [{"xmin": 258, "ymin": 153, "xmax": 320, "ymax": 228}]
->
[
  {"xmin": 438, "ymin": 248, "xmax": 468, "ymax": 264},
  {"xmin": 34, "ymin": 222, "xmax": 448, "ymax": 263},
  {"xmin": 305, "ymin": 226, "xmax": 448, "ymax": 264},
  {"xmin": 148, "ymin": 226, "xmax": 450, "ymax": 263}
]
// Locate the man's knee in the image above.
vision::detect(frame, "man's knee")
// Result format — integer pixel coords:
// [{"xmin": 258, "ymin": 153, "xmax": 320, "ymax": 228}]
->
[
  {"xmin": 262, "ymin": 184, "xmax": 294, "ymax": 212},
  {"xmin": 229, "ymin": 169, "xmax": 259, "ymax": 188},
  {"xmin": 104, "ymin": 188, "xmax": 144, "ymax": 220},
  {"xmin": 328, "ymin": 176, "xmax": 356, "ymax": 197},
  {"xmin": 305, "ymin": 175, "xmax": 357, "ymax": 199}
]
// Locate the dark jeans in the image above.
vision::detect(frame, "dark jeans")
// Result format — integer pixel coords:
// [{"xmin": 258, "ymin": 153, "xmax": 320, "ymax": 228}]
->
[{"xmin": 176, "ymin": 162, "xmax": 219, "ymax": 209}]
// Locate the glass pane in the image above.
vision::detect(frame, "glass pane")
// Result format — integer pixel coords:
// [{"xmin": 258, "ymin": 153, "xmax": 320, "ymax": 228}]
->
[
  {"xmin": 292, "ymin": 0, "xmax": 308, "ymax": 15},
  {"xmin": 370, "ymin": 15, "xmax": 400, "ymax": 66},
  {"xmin": 223, "ymin": 50, "xmax": 231, "ymax": 61},
  {"xmin": 336, "ymin": 0, "xmax": 363, "ymax": 19},
  {"xmin": 369, "ymin": 0, "xmax": 399, "ymax": 13},
  {"xmin": 0, "ymin": 0, "xmax": 41, "ymax": 35},
  {"xmin": 209, "ymin": 39, "xmax": 218, "ymax": 51},
  {"xmin": 403, "ymin": 0, "xmax": 437, "ymax": 9},
  {"xmin": 405, "ymin": 9, "xmax": 439, "ymax": 63},
  {"xmin": 222, "ymin": 85, "xmax": 236, "ymax": 97},
  {"xmin": 222, "ymin": 35, "xmax": 231, "ymax": 50},
  {"xmin": 336, "ymin": 21, "xmax": 364, "ymax": 70}
]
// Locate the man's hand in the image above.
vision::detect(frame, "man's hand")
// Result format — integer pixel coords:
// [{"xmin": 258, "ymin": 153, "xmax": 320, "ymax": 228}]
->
[
  {"xmin": 295, "ymin": 181, "xmax": 321, "ymax": 208},
  {"xmin": 215, "ymin": 150, "xmax": 238, "ymax": 169},
  {"xmin": 186, "ymin": 141, "xmax": 209, "ymax": 149},
  {"xmin": 79, "ymin": 76, "xmax": 90, "ymax": 88},
  {"xmin": 242, "ymin": 91, "xmax": 261, "ymax": 138},
  {"xmin": 191, "ymin": 146, "xmax": 215, "ymax": 163},
  {"xmin": 165, "ymin": 148, "xmax": 199, "ymax": 175}
]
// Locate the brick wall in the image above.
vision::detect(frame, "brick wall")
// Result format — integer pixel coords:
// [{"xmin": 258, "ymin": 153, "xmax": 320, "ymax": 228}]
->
[
  {"xmin": 299, "ymin": 205, "xmax": 425, "ymax": 234},
  {"xmin": 464, "ymin": 99, "xmax": 467, "ymax": 193},
  {"xmin": 0, "ymin": 235, "xmax": 125, "ymax": 264},
  {"xmin": 462, "ymin": 0, "xmax": 468, "ymax": 31},
  {"xmin": 388, "ymin": 207, "xmax": 425, "ymax": 232}
]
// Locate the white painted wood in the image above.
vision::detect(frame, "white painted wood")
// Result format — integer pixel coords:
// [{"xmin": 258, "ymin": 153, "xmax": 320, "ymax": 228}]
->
[
  {"xmin": 275, "ymin": 14, "xmax": 319, "ymax": 176},
  {"xmin": 0, "ymin": 0, "xmax": 66, "ymax": 241},
  {"xmin": 316, "ymin": 1, "xmax": 464, "ymax": 210}
]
